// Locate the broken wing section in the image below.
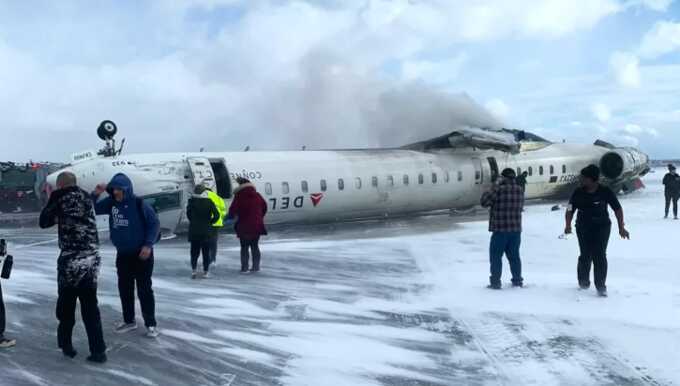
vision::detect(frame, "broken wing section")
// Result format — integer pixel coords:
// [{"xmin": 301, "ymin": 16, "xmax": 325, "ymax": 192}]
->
[{"xmin": 402, "ymin": 128, "xmax": 542, "ymax": 154}]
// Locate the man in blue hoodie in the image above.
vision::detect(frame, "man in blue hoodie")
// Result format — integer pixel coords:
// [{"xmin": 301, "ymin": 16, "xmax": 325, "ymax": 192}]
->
[{"xmin": 92, "ymin": 173, "xmax": 160, "ymax": 338}]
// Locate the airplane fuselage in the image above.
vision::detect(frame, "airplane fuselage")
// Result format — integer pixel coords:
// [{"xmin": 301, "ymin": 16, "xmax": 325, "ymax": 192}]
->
[{"xmin": 52, "ymin": 141, "xmax": 649, "ymax": 235}]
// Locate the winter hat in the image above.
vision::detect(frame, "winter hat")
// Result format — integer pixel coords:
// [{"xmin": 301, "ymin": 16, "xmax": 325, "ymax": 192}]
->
[
  {"xmin": 669, "ymin": 164, "xmax": 676, "ymax": 171},
  {"xmin": 236, "ymin": 177, "xmax": 250, "ymax": 185},
  {"xmin": 581, "ymin": 164, "xmax": 600, "ymax": 181},
  {"xmin": 501, "ymin": 168, "xmax": 516, "ymax": 179}
]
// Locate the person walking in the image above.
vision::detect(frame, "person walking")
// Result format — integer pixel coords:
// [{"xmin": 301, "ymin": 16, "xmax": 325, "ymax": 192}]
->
[
  {"xmin": 39, "ymin": 171, "xmax": 107, "ymax": 363},
  {"xmin": 662, "ymin": 164, "xmax": 680, "ymax": 219},
  {"xmin": 0, "ymin": 240, "xmax": 16, "ymax": 349},
  {"xmin": 516, "ymin": 171, "xmax": 528, "ymax": 192},
  {"xmin": 187, "ymin": 185, "xmax": 220, "ymax": 279},
  {"xmin": 205, "ymin": 186, "xmax": 227, "ymax": 267},
  {"xmin": 92, "ymin": 173, "xmax": 160, "ymax": 338},
  {"xmin": 228, "ymin": 178, "xmax": 268, "ymax": 273},
  {"xmin": 481, "ymin": 168, "xmax": 525, "ymax": 289},
  {"xmin": 565, "ymin": 165, "xmax": 630, "ymax": 297}
]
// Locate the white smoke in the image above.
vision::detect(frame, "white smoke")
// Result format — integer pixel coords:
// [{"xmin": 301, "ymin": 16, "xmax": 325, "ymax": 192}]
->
[{"xmin": 238, "ymin": 51, "xmax": 504, "ymax": 150}]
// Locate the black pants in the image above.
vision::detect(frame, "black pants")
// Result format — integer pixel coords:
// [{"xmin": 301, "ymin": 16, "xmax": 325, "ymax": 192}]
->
[
  {"xmin": 56, "ymin": 286, "xmax": 106, "ymax": 355},
  {"xmin": 0, "ymin": 283, "xmax": 5, "ymax": 338},
  {"xmin": 116, "ymin": 251, "xmax": 156, "ymax": 327},
  {"xmin": 190, "ymin": 240, "xmax": 211, "ymax": 272},
  {"xmin": 209, "ymin": 234, "xmax": 218, "ymax": 264},
  {"xmin": 665, "ymin": 193, "xmax": 679, "ymax": 218},
  {"xmin": 240, "ymin": 238, "xmax": 261, "ymax": 271},
  {"xmin": 576, "ymin": 224, "xmax": 611, "ymax": 290}
]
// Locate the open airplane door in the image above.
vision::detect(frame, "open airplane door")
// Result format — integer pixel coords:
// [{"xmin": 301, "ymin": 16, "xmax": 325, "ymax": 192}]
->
[{"xmin": 187, "ymin": 157, "xmax": 217, "ymax": 191}]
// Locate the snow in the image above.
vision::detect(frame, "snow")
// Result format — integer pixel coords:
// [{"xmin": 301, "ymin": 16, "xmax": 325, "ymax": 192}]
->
[{"xmin": 0, "ymin": 170, "xmax": 677, "ymax": 385}]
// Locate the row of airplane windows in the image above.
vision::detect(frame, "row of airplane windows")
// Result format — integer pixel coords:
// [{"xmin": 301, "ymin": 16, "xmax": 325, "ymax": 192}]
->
[{"xmin": 261, "ymin": 164, "xmax": 568, "ymax": 195}]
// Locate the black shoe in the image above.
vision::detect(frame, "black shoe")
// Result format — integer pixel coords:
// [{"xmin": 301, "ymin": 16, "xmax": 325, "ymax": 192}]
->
[
  {"xmin": 87, "ymin": 353, "xmax": 107, "ymax": 364},
  {"xmin": 597, "ymin": 288, "xmax": 608, "ymax": 297},
  {"xmin": 486, "ymin": 284, "xmax": 502, "ymax": 290},
  {"xmin": 579, "ymin": 282, "xmax": 590, "ymax": 290},
  {"xmin": 62, "ymin": 347, "xmax": 78, "ymax": 358},
  {"xmin": 512, "ymin": 281, "xmax": 523, "ymax": 288},
  {"xmin": 249, "ymin": 268, "xmax": 260, "ymax": 273}
]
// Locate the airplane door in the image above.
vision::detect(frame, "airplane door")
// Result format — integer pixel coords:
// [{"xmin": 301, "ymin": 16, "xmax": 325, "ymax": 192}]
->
[
  {"xmin": 187, "ymin": 157, "xmax": 217, "ymax": 190},
  {"xmin": 487, "ymin": 157, "xmax": 499, "ymax": 183},
  {"xmin": 472, "ymin": 158, "xmax": 483, "ymax": 185}
]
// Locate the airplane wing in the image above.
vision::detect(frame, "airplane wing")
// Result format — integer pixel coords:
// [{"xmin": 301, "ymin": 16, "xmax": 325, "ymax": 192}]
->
[{"xmin": 402, "ymin": 127, "xmax": 523, "ymax": 154}]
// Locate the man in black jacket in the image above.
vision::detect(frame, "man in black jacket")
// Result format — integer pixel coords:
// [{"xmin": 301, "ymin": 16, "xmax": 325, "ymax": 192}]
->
[
  {"xmin": 39, "ymin": 171, "xmax": 107, "ymax": 363},
  {"xmin": 663, "ymin": 164, "xmax": 680, "ymax": 219},
  {"xmin": 187, "ymin": 185, "xmax": 219, "ymax": 279}
]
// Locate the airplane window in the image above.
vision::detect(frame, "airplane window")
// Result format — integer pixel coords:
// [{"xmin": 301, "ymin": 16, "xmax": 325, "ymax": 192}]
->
[
  {"xmin": 403, "ymin": 175, "xmax": 409, "ymax": 185},
  {"xmin": 282, "ymin": 182, "xmax": 290, "ymax": 194},
  {"xmin": 549, "ymin": 165, "xmax": 554, "ymax": 175},
  {"xmin": 320, "ymin": 179, "xmax": 327, "ymax": 192},
  {"xmin": 418, "ymin": 174, "xmax": 424, "ymax": 184},
  {"xmin": 458, "ymin": 171, "xmax": 463, "ymax": 181},
  {"xmin": 141, "ymin": 192, "xmax": 182, "ymax": 213},
  {"xmin": 444, "ymin": 171, "xmax": 450, "ymax": 183},
  {"xmin": 387, "ymin": 175, "xmax": 394, "ymax": 187},
  {"xmin": 562, "ymin": 165, "xmax": 567, "ymax": 174},
  {"xmin": 528, "ymin": 167, "xmax": 533, "ymax": 176},
  {"xmin": 432, "ymin": 173, "xmax": 437, "ymax": 184},
  {"xmin": 301, "ymin": 180, "xmax": 309, "ymax": 193},
  {"xmin": 338, "ymin": 178, "xmax": 344, "ymax": 191},
  {"xmin": 355, "ymin": 177, "xmax": 362, "ymax": 189},
  {"xmin": 265, "ymin": 183, "xmax": 272, "ymax": 196},
  {"xmin": 372, "ymin": 176, "xmax": 378, "ymax": 188},
  {"xmin": 539, "ymin": 166, "xmax": 544, "ymax": 175}
]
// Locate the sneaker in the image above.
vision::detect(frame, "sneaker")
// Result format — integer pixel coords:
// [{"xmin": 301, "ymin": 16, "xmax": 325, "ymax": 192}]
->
[
  {"xmin": 486, "ymin": 284, "xmax": 502, "ymax": 290},
  {"xmin": 0, "ymin": 337, "xmax": 16, "ymax": 348},
  {"xmin": 597, "ymin": 288, "xmax": 608, "ymax": 297},
  {"xmin": 240, "ymin": 269, "xmax": 250, "ymax": 274},
  {"xmin": 249, "ymin": 268, "xmax": 260, "ymax": 273},
  {"xmin": 114, "ymin": 322, "xmax": 138, "ymax": 334},
  {"xmin": 146, "ymin": 326, "xmax": 160, "ymax": 338},
  {"xmin": 191, "ymin": 271, "xmax": 198, "ymax": 280},
  {"xmin": 86, "ymin": 353, "xmax": 107, "ymax": 364},
  {"xmin": 202, "ymin": 271, "xmax": 210, "ymax": 279},
  {"xmin": 579, "ymin": 282, "xmax": 591, "ymax": 290},
  {"xmin": 512, "ymin": 281, "xmax": 523, "ymax": 288}
]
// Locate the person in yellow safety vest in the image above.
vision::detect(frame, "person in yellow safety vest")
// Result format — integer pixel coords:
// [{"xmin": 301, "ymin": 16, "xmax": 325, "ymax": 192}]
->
[{"xmin": 206, "ymin": 188, "xmax": 227, "ymax": 266}]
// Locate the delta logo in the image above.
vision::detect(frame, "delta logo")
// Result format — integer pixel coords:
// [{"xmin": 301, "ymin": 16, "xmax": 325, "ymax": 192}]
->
[{"xmin": 310, "ymin": 193, "xmax": 324, "ymax": 207}]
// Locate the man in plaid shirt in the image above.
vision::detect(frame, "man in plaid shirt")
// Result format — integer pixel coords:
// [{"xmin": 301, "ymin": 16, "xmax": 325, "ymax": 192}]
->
[{"xmin": 481, "ymin": 168, "xmax": 525, "ymax": 289}]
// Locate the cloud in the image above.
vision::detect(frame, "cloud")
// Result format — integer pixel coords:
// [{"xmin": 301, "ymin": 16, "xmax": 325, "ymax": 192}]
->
[
  {"xmin": 592, "ymin": 103, "xmax": 612, "ymax": 123},
  {"xmin": 638, "ymin": 21, "xmax": 680, "ymax": 59},
  {"xmin": 609, "ymin": 51, "xmax": 641, "ymax": 88},
  {"xmin": 620, "ymin": 123, "xmax": 659, "ymax": 137}
]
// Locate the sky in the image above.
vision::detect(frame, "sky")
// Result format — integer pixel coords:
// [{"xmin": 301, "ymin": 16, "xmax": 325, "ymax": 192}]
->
[{"xmin": 0, "ymin": 0, "xmax": 679, "ymax": 161}]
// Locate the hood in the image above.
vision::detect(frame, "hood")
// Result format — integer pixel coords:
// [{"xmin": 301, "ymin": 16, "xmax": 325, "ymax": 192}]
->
[
  {"xmin": 106, "ymin": 173, "xmax": 135, "ymax": 201},
  {"xmin": 193, "ymin": 191, "xmax": 210, "ymax": 199}
]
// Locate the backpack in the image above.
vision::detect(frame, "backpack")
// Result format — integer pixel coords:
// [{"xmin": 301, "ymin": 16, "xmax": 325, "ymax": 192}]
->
[{"xmin": 136, "ymin": 197, "xmax": 162, "ymax": 243}]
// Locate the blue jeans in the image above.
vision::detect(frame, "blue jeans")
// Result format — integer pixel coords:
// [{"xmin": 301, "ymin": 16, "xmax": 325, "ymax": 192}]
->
[{"xmin": 489, "ymin": 232, "xmax": 523, "ymax": 286}]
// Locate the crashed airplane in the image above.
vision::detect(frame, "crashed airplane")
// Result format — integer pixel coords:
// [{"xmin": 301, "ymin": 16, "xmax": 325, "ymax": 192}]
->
[{"xmin": 48, "ymin": 121, "xmax": 650, "ymax": 235}]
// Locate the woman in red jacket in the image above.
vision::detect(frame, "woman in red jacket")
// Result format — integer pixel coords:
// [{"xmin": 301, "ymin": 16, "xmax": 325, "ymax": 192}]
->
[{"xmin": 228, "ymin": 178, "xmax": 268, "ymax": 273}]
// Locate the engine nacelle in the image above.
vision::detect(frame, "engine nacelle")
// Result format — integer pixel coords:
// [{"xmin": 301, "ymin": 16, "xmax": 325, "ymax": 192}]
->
[{"xmin": 599, "ymin": 148, "xmax": 650, "ymax": 181}]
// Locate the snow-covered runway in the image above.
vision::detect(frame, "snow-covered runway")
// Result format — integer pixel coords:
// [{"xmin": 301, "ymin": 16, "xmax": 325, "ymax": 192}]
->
[{"xmin": 1, "ymin": 173, "xmax": 678, "ymax": 386}]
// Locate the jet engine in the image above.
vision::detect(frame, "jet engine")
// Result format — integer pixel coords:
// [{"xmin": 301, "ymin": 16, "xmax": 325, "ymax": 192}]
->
[{"xmin": 595, "ymin": 142, "xmax": 650, "ymax": 192}]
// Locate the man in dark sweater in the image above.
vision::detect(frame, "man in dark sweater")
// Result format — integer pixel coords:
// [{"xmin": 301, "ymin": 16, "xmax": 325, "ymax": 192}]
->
[
  {"xmin": 39, "ymin": 171, "xmax": 107, "ymax": 363},
  {"xmin": 662, "ymin": 164, "xmax": 680, "ymax": 219}
]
